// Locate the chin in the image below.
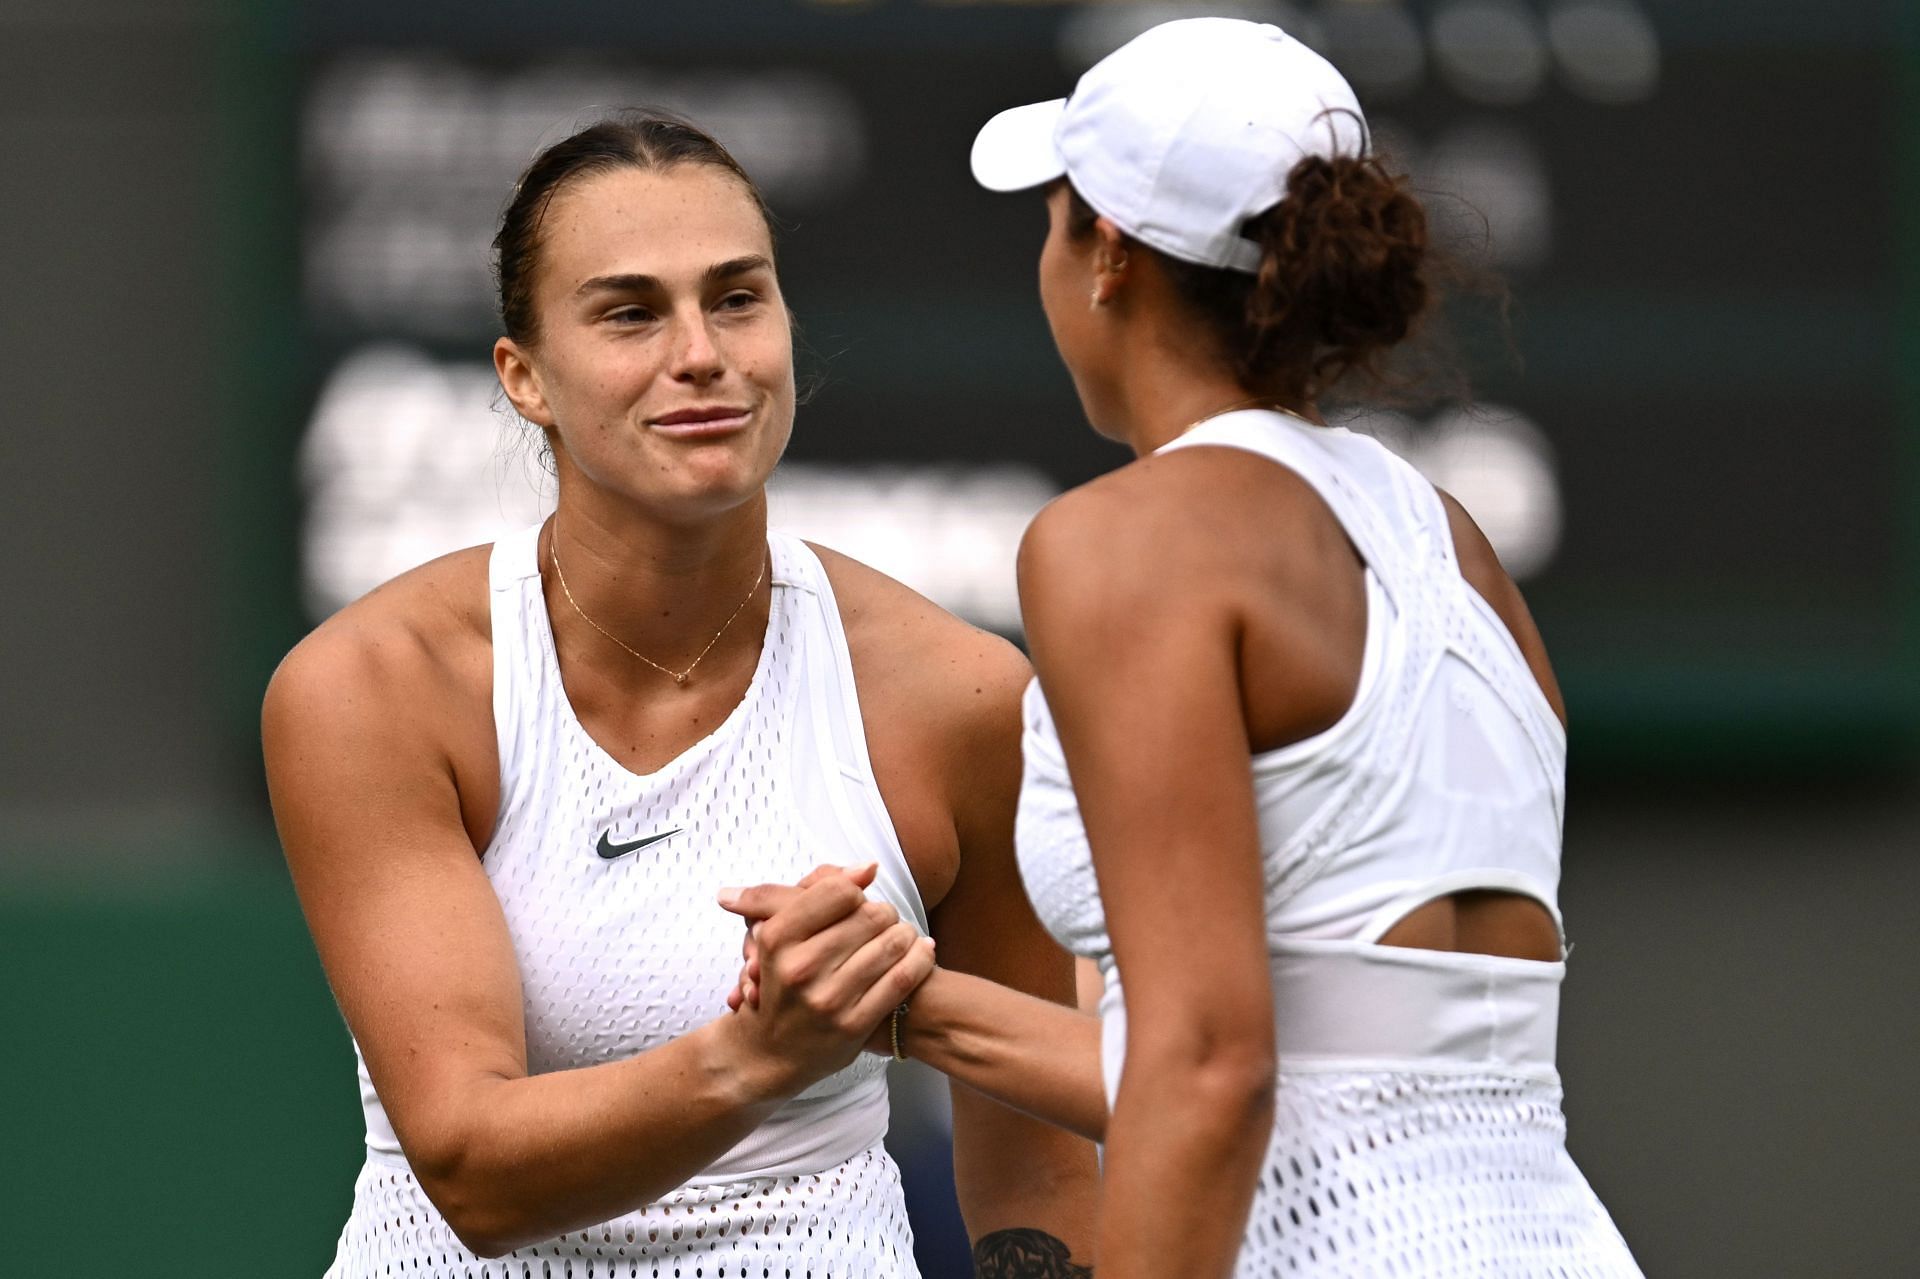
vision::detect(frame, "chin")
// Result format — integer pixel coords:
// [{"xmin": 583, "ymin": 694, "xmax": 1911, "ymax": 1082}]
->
[{"xmin": 654, "ymin": 457, "xmax": 777, "ymax": 523}]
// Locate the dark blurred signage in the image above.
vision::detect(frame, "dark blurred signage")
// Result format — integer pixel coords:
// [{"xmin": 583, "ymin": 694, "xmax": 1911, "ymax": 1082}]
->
[{"xmin": 239, "ymin": 0, "xmax": 1917, "ymax": 767}]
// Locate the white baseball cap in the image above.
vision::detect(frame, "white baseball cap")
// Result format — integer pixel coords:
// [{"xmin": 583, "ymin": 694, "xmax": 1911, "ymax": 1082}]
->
[{"xmin": 970, "ymin": 17, "xmax": 1367, "ymax": 274}]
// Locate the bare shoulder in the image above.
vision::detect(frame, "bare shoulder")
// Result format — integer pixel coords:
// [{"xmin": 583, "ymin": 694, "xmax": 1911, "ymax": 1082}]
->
[
  {"xmin": 806, "ymin": 541, "xmax": 1031, "ymax": 728},
  {"xmin": 263, "ymin": 544, "xmax": 494, "ymax": 753},
  {"xmin": 1020, "ymin": 447, "xmax": 1340, "ymax": 615},
  {"xmin": 1434, "ymin": 488, "xmax": 1508, "ymax": 584},
  {"xmin": 1433, "ymin": 489, "xmax": 1567, "ymax": 728}
]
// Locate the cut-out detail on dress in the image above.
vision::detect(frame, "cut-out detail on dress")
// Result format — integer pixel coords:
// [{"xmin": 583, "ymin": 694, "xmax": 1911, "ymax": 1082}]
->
[{"xmin": 1017, "ymin": 411, "xmax": 1639, "ymax": 1276}]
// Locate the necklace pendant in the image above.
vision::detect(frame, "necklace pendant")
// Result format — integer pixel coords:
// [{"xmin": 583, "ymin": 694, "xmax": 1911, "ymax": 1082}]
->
[{"xmin": 674, "ymin": 673, "xmax": 689, "ymax": 686}]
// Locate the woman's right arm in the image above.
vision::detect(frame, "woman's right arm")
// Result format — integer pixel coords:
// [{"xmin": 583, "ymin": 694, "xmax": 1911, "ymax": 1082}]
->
[
  {"xmin": 725, "ymin": 885, "xmax": 1109, "ymax": 1143},
  {"xmin": 262, "ymin": 616, "xmax": 930, "ymax": 1258}
]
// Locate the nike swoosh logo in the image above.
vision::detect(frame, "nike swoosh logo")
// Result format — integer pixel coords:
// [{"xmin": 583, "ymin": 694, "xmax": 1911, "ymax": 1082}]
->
[{"xmin": 595, "ymin": 827, "xmax": 684, "ymax": 860}]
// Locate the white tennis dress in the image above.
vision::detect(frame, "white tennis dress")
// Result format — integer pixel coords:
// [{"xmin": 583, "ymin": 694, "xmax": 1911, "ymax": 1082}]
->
[
  {"xmin": 325, "ymin": 528, "xmax": 926, "ymax": 1278},
  {"xmin": 1016, "ymin": 410, "xmax": 1642, "ymax": 1276}
]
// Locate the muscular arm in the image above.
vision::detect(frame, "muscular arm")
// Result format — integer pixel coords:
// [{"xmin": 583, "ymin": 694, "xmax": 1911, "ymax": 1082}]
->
[
  {"xmin": 728, "ymin": 550, "xmax": 1101, "ymax": 1271},
  {"xmin": 264, "ymin": 611, "xmax": 928, "ymax": 1257},
  {"xmin": 1017, "ymin": 459, "xmax": 1284, "ymax": 1279},
  {"xmin": 924, "ymin": 632, "xmax": 1100, "ymax": 1271}
]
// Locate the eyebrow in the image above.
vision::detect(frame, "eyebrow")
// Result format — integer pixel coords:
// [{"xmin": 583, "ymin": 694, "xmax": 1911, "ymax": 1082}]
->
[{"xmin": 575, "ymin": 255, "xmax": 773, "ymax": 297}]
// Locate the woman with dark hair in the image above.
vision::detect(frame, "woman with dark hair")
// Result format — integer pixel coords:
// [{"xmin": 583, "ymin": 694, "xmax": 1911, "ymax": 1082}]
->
[
  {"xmin": 729, "ymin": 19, "xmax": 1641, "ymax": 1278},
  {"xmin": 263, "ymin": 112, "xmax": 1094, "ymax": 1276}
]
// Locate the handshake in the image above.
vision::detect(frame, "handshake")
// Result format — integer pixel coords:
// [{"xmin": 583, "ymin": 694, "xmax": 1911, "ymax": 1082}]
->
[{"xmin": 715, "ymin": 863, "xmax": 933, "ymax": 1070}]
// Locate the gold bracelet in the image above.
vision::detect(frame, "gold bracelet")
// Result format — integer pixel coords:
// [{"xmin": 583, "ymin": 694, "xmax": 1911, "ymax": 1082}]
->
[{"xmin": 889, "ymin": 1001, "xmax": 911, "ymax": 1061}]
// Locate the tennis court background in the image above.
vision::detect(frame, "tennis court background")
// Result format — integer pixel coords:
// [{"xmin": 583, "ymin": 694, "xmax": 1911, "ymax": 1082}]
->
[{"xmin": 2, "ymin": 0, "xmax": 1916, "ymax": 1273}]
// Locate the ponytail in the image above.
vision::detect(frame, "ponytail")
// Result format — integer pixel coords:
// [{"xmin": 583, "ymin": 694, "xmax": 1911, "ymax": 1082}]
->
[
  {"xmin": 1236, "ymin": 152, "xmax": 1432, "ymax": 399},
  {"xmin": 1066, "ymin": 144, "xmax": 1458, "ymax": 405}
]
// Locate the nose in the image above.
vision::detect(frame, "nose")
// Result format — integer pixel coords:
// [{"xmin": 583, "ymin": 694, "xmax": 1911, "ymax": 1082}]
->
[{"xmin": 669, "ymin": 309, "xmax": 725, "ymax": 385}]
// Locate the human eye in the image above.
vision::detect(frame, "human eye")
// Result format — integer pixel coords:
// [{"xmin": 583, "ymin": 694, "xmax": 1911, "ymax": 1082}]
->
[
  {"xmin": 606, "ymin": 304, "xmax": 656, "ymax": 325},
  {"xmin": 716, "ymin": 290, "xmax": 761, "ymax": 312}
]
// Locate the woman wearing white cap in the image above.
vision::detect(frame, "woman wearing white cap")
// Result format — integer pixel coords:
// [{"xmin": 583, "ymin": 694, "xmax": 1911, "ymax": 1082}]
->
[{"xmin": 728, "ymin": 16, "xmax": 1641, "ymax": 1278}]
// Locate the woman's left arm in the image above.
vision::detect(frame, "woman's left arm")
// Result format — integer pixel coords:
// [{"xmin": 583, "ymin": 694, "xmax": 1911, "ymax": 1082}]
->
[
  {"xmin": 1017, "ymin": 467, "xmax": 1279, "ymax": 1279},
  {"xmin": 729, "ymin": 550, "xmax": 1101, "ymax": 1271},
  {"xmin": 924, "ymin": 633, "xmax": 1101, "ymax": 1276}
]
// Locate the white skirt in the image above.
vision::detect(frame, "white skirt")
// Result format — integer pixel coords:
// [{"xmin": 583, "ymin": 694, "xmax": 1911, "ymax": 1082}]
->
[
  {"xmin": 1094, "ymin": 938, "xmax": 1642, "ymax": 1277},
  {"xmin": 323, "ymin": 1142, "xmax": 919, "ymax": 1279},
  {"xmin": 1238, "ymin": 1067, "xmax": 1640, "ymax": 1277}
]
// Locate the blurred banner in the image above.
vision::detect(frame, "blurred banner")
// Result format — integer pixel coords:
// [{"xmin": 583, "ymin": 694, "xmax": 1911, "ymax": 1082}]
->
[{"xmin": 221, "ymin": 0, "xmax": 1918, "ymax": 773}]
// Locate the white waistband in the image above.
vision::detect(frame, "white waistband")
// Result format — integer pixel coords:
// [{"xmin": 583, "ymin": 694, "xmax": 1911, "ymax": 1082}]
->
[
  {"xmin": 1268, "ymin": 939, "xmax": 1562, "ymax": 1079},
  {"xmin": 1098, "ymin": 940, "xmax": 1563, "ymax": 1106}
]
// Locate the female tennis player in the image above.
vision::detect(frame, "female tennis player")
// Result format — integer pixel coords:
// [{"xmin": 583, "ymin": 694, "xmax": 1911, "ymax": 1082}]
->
[
  {"xmin": 727, "ymin": 18, "xmax": 1642, "ymax": 1278},
  {"xmin": 262, "ymin": 112, "xmax": 1094, "ymax": 1277}
]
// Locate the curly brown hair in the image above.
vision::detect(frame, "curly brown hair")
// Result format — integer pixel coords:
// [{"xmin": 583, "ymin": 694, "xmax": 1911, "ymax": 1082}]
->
[{"xmin": 1062, "ymin": 142, "xmax": 1468, "ymax": 407}]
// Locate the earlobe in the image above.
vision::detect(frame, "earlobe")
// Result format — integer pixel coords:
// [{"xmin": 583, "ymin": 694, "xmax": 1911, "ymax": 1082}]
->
[
  {"xmin": 1090, "ymin": 253, "xmax": 1129, "ymax": 309},
  {"xmin": 493, "ymin": 337, "xmax": 555, "ymax": 427}
]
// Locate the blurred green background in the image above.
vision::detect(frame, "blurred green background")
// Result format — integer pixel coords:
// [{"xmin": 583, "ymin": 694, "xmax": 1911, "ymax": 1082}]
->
[{"xmin": 3, "ymin": 0, "xmax": 1917, "ymax": 1274}]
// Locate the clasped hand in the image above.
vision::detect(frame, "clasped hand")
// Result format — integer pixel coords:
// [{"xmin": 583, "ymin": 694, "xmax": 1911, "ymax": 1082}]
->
[
  {"xmin": 717, "ymin": 864, "xmax": 931, "ymax": 1063},
  {"xmin": 715, "ymin": 864, "xmax": 934, "ymax": 1080}
]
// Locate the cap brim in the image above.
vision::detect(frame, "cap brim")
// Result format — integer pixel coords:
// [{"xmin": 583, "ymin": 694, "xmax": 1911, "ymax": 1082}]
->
[{"xmin": 970, "ymin": 99, "xmax": 1069, "ymax": 192}]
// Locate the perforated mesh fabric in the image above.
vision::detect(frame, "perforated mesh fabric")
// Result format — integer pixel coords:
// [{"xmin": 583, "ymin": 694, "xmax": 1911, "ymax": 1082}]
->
[
  {"xmin": 1016, "ymin": 411, "xmax": 1639, "ymax": 1273},
  {"xmin": 1017, "ymin": 411, "xmax": 1569, "ymax": 958},
  {"xmin": 325, "ymin": 1145, "xmax": 917, "ymax": 1278},
  {"xmin": 1239, "ymin": 1071, "xmax": 1639, "ymax": 1277},
  {"xmin": 483, "ymin": 540, "xmax": 888, "ymax": 1100},
  {"xmin": 331, "ymin": 531, "xmax": 925, "ymax": 1274}
]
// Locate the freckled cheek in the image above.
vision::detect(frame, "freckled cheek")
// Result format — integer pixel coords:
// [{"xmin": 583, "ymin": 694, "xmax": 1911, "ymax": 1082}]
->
[
  {"xmin": 586, "ymin": 360, "xmax": 662, "ymax": 419},
  {"xmin": 742, "ymin": 341, "xmax": 796, "ymax": 397}
]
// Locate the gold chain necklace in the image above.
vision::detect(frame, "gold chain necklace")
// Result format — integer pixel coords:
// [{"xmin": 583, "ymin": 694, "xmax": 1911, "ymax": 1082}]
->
[
  {"xmin": 1174, "ymin": 394, "xmax": 1309, "ymax": 440},
  {"xmin": 548, "ymin": 528, "xmax": 766, "ymax": 686}
]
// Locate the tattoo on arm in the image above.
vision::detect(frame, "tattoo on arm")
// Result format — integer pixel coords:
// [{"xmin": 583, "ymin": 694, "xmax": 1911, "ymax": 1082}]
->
[{"xmin": 973, "ymin": 1228, "xmax": 1093, "ymax": 1278}]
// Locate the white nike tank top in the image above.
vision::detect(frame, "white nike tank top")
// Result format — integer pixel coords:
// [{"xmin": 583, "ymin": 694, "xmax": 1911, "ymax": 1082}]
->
[
  {"xmin": 327, "ymin": 526, "xmax": 925, "ymax": 1277},
  {"xmin": 1017, "ymin": 409, "xmax": 1641, "ymax": 1276}
]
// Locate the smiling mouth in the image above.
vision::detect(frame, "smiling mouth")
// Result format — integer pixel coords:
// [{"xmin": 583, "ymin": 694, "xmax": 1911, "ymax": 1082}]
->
[{"xmin": 650, "ymin": 406, "xmax": 753, "ymax": 434}]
